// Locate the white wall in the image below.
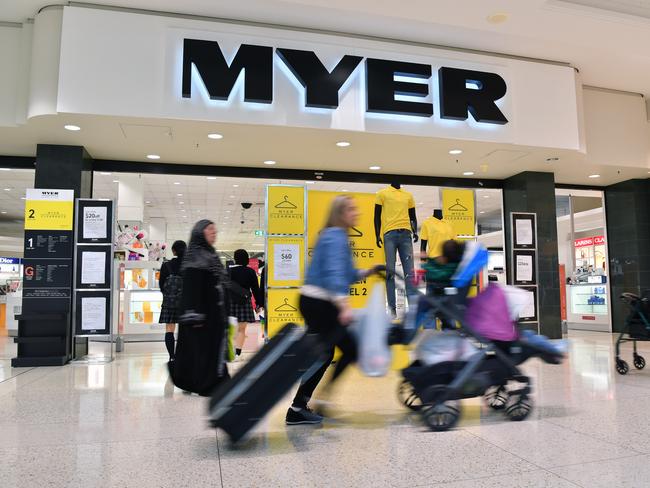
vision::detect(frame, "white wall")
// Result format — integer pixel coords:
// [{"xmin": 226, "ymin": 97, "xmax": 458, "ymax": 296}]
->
[
  {"xmin": 583, "ymin": 87, "xmax": 650, "ymax": 168},
  {"xmin": 0, "ymin": 24, "xmax": 24, "ymax": 126}
]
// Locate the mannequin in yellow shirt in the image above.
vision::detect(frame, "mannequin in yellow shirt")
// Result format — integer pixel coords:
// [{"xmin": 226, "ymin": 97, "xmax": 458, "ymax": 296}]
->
[
  {"xmin": 420, "ymin": 209, "xmax": 456, "ymax": 259},
  {"xmin": 374, "ymin": 182, "xmax": 418, "ymax": 318}
]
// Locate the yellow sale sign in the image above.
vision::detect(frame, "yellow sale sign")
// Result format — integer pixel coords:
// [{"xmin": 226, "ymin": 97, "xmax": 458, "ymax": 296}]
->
[
  {"xmin": 441, "ymin": 189, "xmax": 475, "ymax": 237},
  {"xmin": 24, "ymin": 189, "xmax": 74, "ymax": 231},
  {"xmin": 266, "ymin": 288, "xmax": 303, "ymax": 337},
  {"xmin": 307, "ymin": 191, "xmax": 385, "ymax": 309},
  {"xmin": 267, "ymin": 185, "xmax": 305, "ymax": 235}
]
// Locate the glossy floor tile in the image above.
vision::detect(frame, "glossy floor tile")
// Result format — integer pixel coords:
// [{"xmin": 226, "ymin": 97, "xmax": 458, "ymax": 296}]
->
[{"xmin": 3, "ymin": 330, "xmax": 650, "ymax": 487}]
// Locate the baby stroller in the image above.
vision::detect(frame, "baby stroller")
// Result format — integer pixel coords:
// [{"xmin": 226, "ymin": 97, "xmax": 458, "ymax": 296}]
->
[
  {"xmin": 395, "ymin": 242, "xmax": 565, "ymax": 432},
  {"xmin": 614, "ymin": 291, "xmax": 650, "ymax": 375}
]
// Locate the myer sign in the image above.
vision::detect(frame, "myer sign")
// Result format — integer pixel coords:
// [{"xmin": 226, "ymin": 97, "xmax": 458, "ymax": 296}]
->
[{"xmin": 181, "ymin": 39, "xmax": 508, "ymax": 125}]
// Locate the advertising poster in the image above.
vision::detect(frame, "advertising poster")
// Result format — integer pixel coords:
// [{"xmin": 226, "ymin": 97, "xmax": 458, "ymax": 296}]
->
[
  {"xmin": 266, "ymin": 288, "xmax": 303, "ymax": 337},
  {"xmin": 267, "ymin": 186, "xmax": 305, "ymax": 235},
  {"xmin": 24, "ymin": 189, "xmax": 75, "ymax": 231},
  {"xmin": 513, "ymin": 250, "xmax": 536, "ymax": 285},
  {"xmin": 441, "ymin": 189, "xmax": 475, "ymax": 236},
  {"xmin": 267, "ymin": 237, "xmax": 304, "ymax": 287},
  {"xmin": 307, "ymin": 191, "xmax": 385, "ymax": 309},
  {"xmin": 83, "ymin": 206, "xmax": 108, "ymax": 240}
]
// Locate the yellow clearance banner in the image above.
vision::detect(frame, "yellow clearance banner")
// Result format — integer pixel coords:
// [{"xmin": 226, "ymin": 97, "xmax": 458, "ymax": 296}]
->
[
  {"xmin": 307, "ymin": 191, "xmax": 385, "ymax": 308},
  {"xmin": 441, "ymin": 189, "xmax": 475, "ymax": 237},
  {"xmin": 24, "ymin": 189, "xmax": 74, "ymax": 231},
  {"xmin": 267, "ymin": 185, "xmax": 305, "ymax": 235},
  {"xmin": 266, "ymin": 237, "xmax": 305, "ymax": 288},
  {"xmin": 266, "ymin": 288, "xmax": 303, "ymax": 337}
]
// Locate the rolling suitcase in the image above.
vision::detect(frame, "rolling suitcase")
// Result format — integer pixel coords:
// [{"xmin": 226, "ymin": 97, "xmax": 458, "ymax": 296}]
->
[{"xmin": 208, "ymin": 322, "xmax": 324, "ymax": 443}]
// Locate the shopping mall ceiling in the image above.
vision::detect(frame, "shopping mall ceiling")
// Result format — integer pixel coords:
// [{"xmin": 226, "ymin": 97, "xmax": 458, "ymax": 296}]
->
[{"xmin": 4, "ymin": 0, "xmax": 650, "ymax": 98}]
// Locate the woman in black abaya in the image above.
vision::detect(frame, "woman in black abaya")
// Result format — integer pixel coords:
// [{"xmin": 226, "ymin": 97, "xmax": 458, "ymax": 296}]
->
[{"xmin": 169, "ymin": 219, "xmax": 230, "ymax": 396}]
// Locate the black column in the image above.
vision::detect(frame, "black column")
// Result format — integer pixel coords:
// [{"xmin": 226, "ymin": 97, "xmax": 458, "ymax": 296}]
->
[
  {"xmin": 34, "ymin": 144, "xmax": 93, "ymax": 199},
  {"xmin": 12, "ymin": 145, "xmax": 93, "ymax": 367},
  {"xmin": 503, "ymin": 172, "xmax": 562, "ymax": 338},
  {"xmin": 605, "ymin": 179, "xmax": 650, "ymax": 333}
]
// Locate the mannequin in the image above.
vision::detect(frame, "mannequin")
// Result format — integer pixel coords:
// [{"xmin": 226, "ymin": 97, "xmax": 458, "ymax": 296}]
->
[
  {"xmin": 420, "ymin": 208, "xmax": 455, "ymax": 257},
  {"xmin": 374, "ymin": 182, "xmax": 418, "ymax": 317}
]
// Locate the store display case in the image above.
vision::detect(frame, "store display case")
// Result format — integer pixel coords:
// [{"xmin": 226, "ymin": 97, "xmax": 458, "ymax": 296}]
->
[
  {"xmin": 566, "ymin": 278, "xmax": 609, "ymax": 331},
  {"xmin": 119, "ymin": 261, "xmax": 164, "ymax": 336}
]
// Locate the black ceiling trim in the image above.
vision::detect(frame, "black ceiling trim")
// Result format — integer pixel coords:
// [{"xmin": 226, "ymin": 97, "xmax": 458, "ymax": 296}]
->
[{"xmin": 0, "ymin": 156, "xmax": 36, "ymax": 169}]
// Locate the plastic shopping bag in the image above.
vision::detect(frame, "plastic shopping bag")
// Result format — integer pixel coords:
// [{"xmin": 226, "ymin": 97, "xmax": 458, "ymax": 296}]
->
[
  {"xmin": 415, "ymin": 330, "xmax": 478, "ymax": 366},
  {"xmin": 353, "ymin": 283, "xmax": 392, "ymax": 377},
  {"xmin": 226, "ymin": 316, "xmax": 237, "ymax": 362},
  {"xmin": 498, "ymin": 284, "xmax": 533, "ymax": 321}
]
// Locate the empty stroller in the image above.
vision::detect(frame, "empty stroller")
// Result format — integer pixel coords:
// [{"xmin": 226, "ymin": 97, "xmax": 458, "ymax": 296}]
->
[
  {"xmin": 395, "ymin": 242, "xmax": 565, "ymax": 431},
  {"xmin": 614, "ymin": 291, "xmax": 650, "ymax": 375}
]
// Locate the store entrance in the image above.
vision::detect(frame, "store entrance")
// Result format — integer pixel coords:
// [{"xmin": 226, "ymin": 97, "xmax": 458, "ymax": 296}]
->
[
  {"xmin": 555, "ymin": 189, "xmax": 610, "ymax": 333},
  {"xmin": 92, "ymin": 170, "xmax": 505, "ymax": 345}
]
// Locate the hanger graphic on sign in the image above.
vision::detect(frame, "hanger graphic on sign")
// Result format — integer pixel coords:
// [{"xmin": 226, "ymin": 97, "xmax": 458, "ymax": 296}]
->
[
  {"xmin": 275, "ymin": 298, "xmax": 298, "ymax": 312},
  {"xmin": 274, "ymin": 195, "xmax": 297, "ymax": 209},
  {"xmin": 448, "ymin": 199, "xmax": 468, "ymax": 211},
  {"xmin": 349, "ymin": 226, "xmax": 363, "ymax": 238}
]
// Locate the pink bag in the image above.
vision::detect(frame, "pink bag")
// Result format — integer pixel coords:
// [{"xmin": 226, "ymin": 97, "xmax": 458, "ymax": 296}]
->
[{"xmin": 465, "ymin": 283, "xmax": 517, "ymax": 341}]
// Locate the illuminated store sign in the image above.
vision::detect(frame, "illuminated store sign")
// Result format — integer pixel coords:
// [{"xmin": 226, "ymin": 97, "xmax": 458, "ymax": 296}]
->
[{"xmin": 181, "ymin": 39, "xmax": 509, "ymax": 124}]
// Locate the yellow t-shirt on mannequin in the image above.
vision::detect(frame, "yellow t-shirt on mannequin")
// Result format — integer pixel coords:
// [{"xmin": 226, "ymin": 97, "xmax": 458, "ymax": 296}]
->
[
  {"xmin": 375, "ymin": 186, "xmax": 415, "ymax": 234},
  {"xmin": 420, "ymin": 216, "xmax": 455, "ymax": 257}
]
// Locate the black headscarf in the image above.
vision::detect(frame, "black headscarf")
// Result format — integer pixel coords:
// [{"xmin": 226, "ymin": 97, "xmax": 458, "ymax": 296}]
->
[{"xmin": 182, "ymin": 220, "xmax": 222, "ymax": 274}]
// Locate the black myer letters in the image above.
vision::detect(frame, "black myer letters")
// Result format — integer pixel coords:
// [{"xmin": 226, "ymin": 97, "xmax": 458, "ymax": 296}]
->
[
  {"xmin": 182, "ymin": 38, "xmax": 508, "ymax": 124},
  {"xmin": 276, "ymin": 48, "xmax": 363, "ymax": 108}
]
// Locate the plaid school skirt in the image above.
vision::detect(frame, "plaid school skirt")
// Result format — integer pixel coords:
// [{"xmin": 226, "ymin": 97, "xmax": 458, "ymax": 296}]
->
[
  {"xmin": 159, "ymin": 306, "xmax": 180, "ymax": 324},
  {"xmin": 229, "ymin": 301, "xmax": 256, "ymax": 323}
]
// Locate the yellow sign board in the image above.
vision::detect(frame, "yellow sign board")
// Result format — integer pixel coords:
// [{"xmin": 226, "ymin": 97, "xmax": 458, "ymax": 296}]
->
[
  {"xmin": 307, "ymin": 191, "xmax": 385, "ymax": 309},
  {"xmin": 267, "ymin": 185, "xmax": 305, "ymax": 235},
  {"xmin": 267, "ymin": 288, "xmax": 303, "ymax": 337},
  {"xmin": 267, "ymin": 237, "xmax": 305, "ymax": 288},
  {"xmin": 441, "ymin": 189, "xmax": 475, "ymax": 236},
  {"xmin": 24, "ymin": 189, "xmax": 74, "ymax": 231}
]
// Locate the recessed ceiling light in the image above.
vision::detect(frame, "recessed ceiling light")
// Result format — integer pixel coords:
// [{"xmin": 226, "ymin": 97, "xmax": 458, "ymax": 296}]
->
[
  {"xmin": 0, "ymin": 168, "xmax": 11, "ymax": 171},
  {"xmin": 64, "ymin": 125, "xmax": 81, "ymax": 131},
  {"xmin": 229, "ymin": 195, "xmax": 235, "ymax": 198},
  {"xmin": 100, "ymin": 172, "xmax": 111, "ymax": 176},
  {"xmin": 336, "ymin": 141, "xmax": 351, "ymax": 147},
  {"xmin": 179, "ymin": 201, "xmax": 184, "ymax": 205},
  {"xmin": 463, "ymin": 171, "xmax": 475, "ymax": 176},
  {"xmin": 449, "ymin": 149, "xmax": 463, "ymax": 155},
  {"xmin": 20, "ymin": 196, "xmax": 26, "ymax": 200},
  {"xmin": 233, "ymin": 184, "xmax": 239, "ymax": 188},
  {"xmin": 341, "ymin": 189, "xmax": 349, "ymax": 192},
  {"xmin": 263, "ymin": 160, "xmax": 276, "ymax": 165},
  {"xmin": 147, "ymin": 154, "xmax": 160, "ymax": 160},
  {"xmin": 145, "ymin": 201, "xmax": 151, "ymax": 204},
  {"xmin": 487, "ymin": 12, "xmax": 509, "ymax": 24},
  {"xmin": 112, "ymin": 179, "xmax": 119, "ymax": 183},
  {"xmin": 483, "ymin": 195, "xmax": 490, "ymax": 199},
  {"xmin": 1, "ymin": 211, "xmax": 6, "ymax": 214},
  {"xmin": 177, "ymin": 193, "xmax": 183, "ymax": 196},
  {"xmin": 369, "ymin": 165, "xmax": 381, "ymax": 171},
  {"xmin": 589, "ymin": 174, "xmax": 601, "ymax": 178},
  {"xmin": 225, "ymin": 210, "xmax": 231, "ymax": 213},
  {"xmin": 207, "ymin": 133, "xmax": 223, "ymax": 140},
  {"xmin": 4, "ymin": 188, "xmax": 10, "ymax": 191},
  {"xmin": 173, "ymin": 182, "xmax": 180, "ymax": 185},
  {"xmin": 305, "ymin": 181, "xmax": 315, "ymax": 185},
  {"xmin": 207, "ymin": 176, "xmax": 217, "ymax": 180},
  {"xmin": 480, "ymin": 211, "xmax": 485, "ymax": 214}
]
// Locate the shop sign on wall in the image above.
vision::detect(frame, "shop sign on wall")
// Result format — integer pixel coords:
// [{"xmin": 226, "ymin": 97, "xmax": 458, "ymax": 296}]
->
[
  {"xmin": 267, "ymin": 186, "xmax": 305, "ymax": 235},
  {"xmin": 441, "ymin": 189, "xmax": 476, "ymax": 237}
]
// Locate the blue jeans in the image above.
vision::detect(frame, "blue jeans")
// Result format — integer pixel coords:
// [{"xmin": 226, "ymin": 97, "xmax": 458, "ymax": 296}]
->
[{"xmin": 384, "ymin": 229, "xmax": 416, "ymax": 313}]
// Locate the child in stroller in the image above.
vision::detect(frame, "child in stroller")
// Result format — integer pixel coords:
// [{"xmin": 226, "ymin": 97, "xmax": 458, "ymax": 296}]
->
[{"xmin": 395, "ymin": 241, "xmax": 566, "ymax": 431}]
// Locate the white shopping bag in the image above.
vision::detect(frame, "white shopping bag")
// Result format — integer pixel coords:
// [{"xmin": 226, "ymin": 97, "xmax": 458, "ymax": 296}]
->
[
  {"xmin": 353, "ymin": 283, "xmax": 392, "ymax": 377},
  {"xmin": 498, "ymin": 284, "xmax": 533, "ymax": 321}
]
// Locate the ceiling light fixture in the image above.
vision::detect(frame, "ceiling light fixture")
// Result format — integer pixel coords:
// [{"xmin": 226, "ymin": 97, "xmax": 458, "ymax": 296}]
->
[
  {"xmin": 207, "ymin": 176, "xmax": 217, "ymax": 180},
  {"xmin": 589, "ymin": 174, "xmax": 601, "ymax": 178},
  {"xmin": 64, "ymin": 125, "xmax": 81, "ymax": 131},
  {"xmin": 263, "ymin": 160, "xmax": 276, "ymax": 165},
  {"xmin": 179, "ymin": 201, "xmax": 184, "ymax": 205},
  {"xmin": 341, "ymin": 189, "xmax": 349, "ymax": 192},
  {"xmin": 232, "ymin": 184, "xmax": 239, "ymax": 188},
  {"xmin": 463, "ymin": 171, "xmax": 475, "ymax": 176},
  {"xmin": 207, "ymin": 133, "xmax": 223, "ymax": 140},
  {"xmin": 145, "ymin": 201, "xmax": 151, "ymax": 204},
  {"xmin": 305, "ymin": 181, "xmax": 315, "ymax": 185},
  {"xmin": 449, "ymin": 149, "xmax": 463, "ymax": 155},
  {"xmin": 369, "ymin": 165, "xmax": 381, "ymax": 171},
  {"xmin": 4, "ymin": 188, "xmax": 10, "ymax": 191},
  {"xmin": 336, "ymin": 141, "xmax": 351, "ymax": 147},
  {"xmin": 177, "ymin": 193, "xmax": 183, "ymax": 196},
  {"xmin": 147, "ymin": 154, "xmax": 161, "ymax": 160},
  {"xmin": 112, "ymin": 180, "xmax": 119, "ymax": 183},
  {"xmin": 1, "ymin": 211, "xmax": 6, "ymax": 214},
  {"xmin": 100, "ymin": 172, "xmax": 112, "ymax": 176},
  {"xmin": 173, "ymin": 182, "xmax": 180, "ymax": 185}
]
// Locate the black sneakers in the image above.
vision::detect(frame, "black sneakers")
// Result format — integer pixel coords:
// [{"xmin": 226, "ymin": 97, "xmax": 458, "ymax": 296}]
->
[{"xmin": 285, "ymin": 406, "xmax": 324, "ymax": 425}]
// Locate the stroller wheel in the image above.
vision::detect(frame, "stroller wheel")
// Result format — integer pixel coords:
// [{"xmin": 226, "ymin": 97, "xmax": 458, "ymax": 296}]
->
[
  {"xmin": 505, "ymin": 393, "xmax": 532, "ymax": 422},
  {"xmin": 484, "ymin": 385, "xmax": 508, "ymax": 411},
  {"xmin": 421, "ymin": 402, "xmax": 461, "ymax": 432},
  {"xmin": 616, "ymin": 359, "xmax": 630, "ymax": 375},
  {"xmin": 398, "ymin": 379, "xmax": 422, "ymax": 411},
  {"xmin": 634, "ymin": 355, "xmax": 646, "ymax": 370}
]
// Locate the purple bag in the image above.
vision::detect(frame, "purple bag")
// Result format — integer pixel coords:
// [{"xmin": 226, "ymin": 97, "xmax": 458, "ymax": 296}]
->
[{"xmin": 465, "ymin": 283, "xmax": 517, "ymax": 341}]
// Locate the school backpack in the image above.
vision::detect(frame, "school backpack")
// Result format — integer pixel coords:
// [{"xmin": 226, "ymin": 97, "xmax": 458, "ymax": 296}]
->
[{"xmin": 162, "ymin": 273, "xmax": 183, "ymax": 310}]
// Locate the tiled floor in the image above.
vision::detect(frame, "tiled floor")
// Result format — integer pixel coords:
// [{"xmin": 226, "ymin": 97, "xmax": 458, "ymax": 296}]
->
[{"xmin": 2, "ymin": 330, "xmax": 650, "ymax": 487}]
